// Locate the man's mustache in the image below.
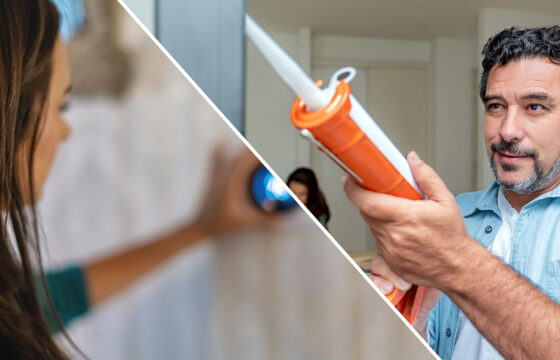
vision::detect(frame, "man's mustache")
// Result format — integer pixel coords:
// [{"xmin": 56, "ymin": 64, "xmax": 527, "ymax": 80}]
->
[{"xmin": 490, "ymin": 141, "xmax": 537, "ymax": 159}]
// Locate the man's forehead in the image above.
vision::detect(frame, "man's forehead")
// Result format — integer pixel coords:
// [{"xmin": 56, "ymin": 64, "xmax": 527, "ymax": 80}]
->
[{"xmin": 486, "ymin": 57, "xmax": 560, "ymax": 92}]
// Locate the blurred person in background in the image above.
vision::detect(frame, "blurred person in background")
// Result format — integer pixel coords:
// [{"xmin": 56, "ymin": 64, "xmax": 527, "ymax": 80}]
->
[
  {"xmin": 0, "ymin": 0, "xmax": 275, "ymax": 358},
  {"xmin": 287, "ymin": 167, "xmax": 330, "ymax": 228}
]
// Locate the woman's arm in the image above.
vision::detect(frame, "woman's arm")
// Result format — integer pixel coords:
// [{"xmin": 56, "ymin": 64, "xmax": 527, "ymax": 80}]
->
[
  {"xmin": 83, "ymin": 148, "xmax": 277, "ymax": 306},
  {"xmin": 84, "ymin": 223, "xmax": 209, "ymax": 305}
]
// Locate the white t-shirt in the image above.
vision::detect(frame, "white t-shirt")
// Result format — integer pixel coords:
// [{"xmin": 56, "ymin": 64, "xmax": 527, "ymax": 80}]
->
[{"xmin": 451, "ymin": 187, "xmax": 518, "ymax": 360}]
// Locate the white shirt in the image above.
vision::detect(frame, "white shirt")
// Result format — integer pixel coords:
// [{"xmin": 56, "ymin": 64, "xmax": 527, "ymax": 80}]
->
[{"xmin": 452, "ymin": 187, "xmax": 518, "ymax": 360}]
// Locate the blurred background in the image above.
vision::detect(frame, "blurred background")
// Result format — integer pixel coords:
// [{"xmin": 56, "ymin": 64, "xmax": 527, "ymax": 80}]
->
[
  {"xmin": 125, "ymin": 0, "xmax": 560, "ymax": 254},
  {"xmin": 41, "ymin": 0, "xmax": 436, "ymax": 358}
]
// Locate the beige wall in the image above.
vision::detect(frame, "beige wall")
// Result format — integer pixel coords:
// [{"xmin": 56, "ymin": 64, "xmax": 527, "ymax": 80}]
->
[
  {"xmin": 432, "ymin": 37, "xmax": 477, "ymax": 195},
  {"xmin": 245, "ymin": 32, "xmax": 302, "ymax": 179}
]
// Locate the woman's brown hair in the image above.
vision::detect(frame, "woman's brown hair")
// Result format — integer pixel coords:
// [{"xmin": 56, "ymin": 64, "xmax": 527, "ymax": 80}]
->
[
  {"xmin": 287, "ymin": 167, "xmax": 330, "ymax": 224},
  {"xmin": 0, "ymin": 0, "xmax": 68, "ymax": 358}
]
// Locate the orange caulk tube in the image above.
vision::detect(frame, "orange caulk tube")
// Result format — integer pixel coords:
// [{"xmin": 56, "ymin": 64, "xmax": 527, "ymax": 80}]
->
[
  {"xmin": 291, "ymin": 79, "xmax": 422, "ymax": 198},
  {"xmin": 246, "ymin": 14, "xmax": 426, "ymax": 324},
  {"xmin": 291, "ymin": 77, "xmax": 426, "ymax": 324}
]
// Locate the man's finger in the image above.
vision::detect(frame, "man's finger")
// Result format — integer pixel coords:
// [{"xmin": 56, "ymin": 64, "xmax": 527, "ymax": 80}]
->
[
  {"xmin": 342, "ymin": 176, "xmax": 411, "ymax": 221},
  {"xmin": 369, "ymin": 275, "xmax": 395, "ymax": 295},
  {"xmin": 407, "ymin": 151, "xmax": 453, "ymax": 203},
  {"xmin": 370, "ymin": 256, "xmax": 411, "ymax": 291}
]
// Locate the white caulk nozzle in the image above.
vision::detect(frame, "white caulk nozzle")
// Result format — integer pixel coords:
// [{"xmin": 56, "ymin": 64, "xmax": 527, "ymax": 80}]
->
[{"xmin": 245, "ymin": 15, "xmax": 330, "ymax": 111}]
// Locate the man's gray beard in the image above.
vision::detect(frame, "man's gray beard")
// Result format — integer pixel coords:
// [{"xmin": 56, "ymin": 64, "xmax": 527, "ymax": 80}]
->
[{"xmin": 490, "ymin": 154, "xmax": 560, "ymax": 194}]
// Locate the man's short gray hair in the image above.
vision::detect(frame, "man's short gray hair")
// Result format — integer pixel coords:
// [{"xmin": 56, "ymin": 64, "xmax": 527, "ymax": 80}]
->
[{"xmin": 479, "ymin": 26, "xmax": 560, "ymax": 100}]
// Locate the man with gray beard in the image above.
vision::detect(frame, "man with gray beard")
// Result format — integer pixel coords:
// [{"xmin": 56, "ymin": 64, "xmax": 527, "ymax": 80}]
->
[
  {"xmin": 490, "ymin": 139, "xmax": 560, "ymax": 194},
  {"xmin": 342, "ymin": 26, "xmax": 560, "ymax": 359}
]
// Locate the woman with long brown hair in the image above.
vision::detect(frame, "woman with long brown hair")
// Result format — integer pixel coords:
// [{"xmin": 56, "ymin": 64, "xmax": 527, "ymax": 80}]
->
[
  {"xmin": 287, "ymin": 167, "xmax": 330, "ymax": 228},
  {"xmin": 0, "ymin": 1, "xmax": 69, "ymax": 357},
  {"xmin": 0, "ymin": 1, "xmax": 273, "ymax": 357}
]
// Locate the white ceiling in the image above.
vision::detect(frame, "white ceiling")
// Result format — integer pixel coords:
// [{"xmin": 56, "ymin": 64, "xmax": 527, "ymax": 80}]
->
[{"xmin": 247, "ymin": 0, "xmax": 560, "ymax": 40}]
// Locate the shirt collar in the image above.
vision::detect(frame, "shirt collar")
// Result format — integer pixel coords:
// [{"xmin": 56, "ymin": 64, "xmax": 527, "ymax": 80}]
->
[
  {"xmin": 457, "ymin": 182, "xmax": 499, "ymax": 217},
  {"xmin": 462, "ymin": 181, "xmax": 560, "ymax": 217},
  {"xmin": 529, "ymin": 182, "xmax": 560, "ymax": 201},
  {"xmin": 476, "ymin": 182, "xmax": 501, "ymax": 215}
]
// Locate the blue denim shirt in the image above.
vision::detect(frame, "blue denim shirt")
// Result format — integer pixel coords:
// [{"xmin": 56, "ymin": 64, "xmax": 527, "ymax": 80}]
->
[{"xmin": 427, "ymin": 181, "xmax": 560, "ymax": 360}]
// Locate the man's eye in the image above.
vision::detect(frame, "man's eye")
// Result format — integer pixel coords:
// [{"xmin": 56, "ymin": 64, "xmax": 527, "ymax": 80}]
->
[
  {"xmin": 60, "ymin": 102, "xmax": 69, "ymax": 112},
  {"xmin": 486, "ymin": 103, "xmax": 502, "ymax": 111},
  {"xmin": 528, "ymin": 104, "xmax": 544, "ymax": 111}
]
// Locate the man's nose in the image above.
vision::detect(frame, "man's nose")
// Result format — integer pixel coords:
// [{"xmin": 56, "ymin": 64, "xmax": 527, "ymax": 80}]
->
[{"xmin": 499, "ymin": 106, "xmax": 525, "ymax": 142}]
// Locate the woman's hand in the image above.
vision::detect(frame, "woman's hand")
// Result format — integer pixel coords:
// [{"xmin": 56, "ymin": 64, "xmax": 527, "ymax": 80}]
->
[
  {"xmin": 193, "ymin": 145, "xmax": 279, "ymax": 237},
  {"xmin": 85, "ymin": 146, "xmax": 280, "ymax": 305}
]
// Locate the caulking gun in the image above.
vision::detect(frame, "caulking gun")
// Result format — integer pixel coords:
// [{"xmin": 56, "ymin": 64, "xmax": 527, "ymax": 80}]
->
[{"xmin": 245, "ymin": 15, "xmax": 426, "ymax": 324}]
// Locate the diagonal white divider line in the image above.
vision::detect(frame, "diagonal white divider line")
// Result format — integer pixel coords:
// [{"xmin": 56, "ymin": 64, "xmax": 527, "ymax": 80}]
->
[{"xmin": 114, "ymin": 2, "xmax": 440, "ymax": 358}]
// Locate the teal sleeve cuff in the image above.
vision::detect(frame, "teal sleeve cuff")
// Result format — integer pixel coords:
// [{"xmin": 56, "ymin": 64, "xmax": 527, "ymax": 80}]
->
[{"xmin": 39, "ymin": 265, "xmax": 90, "ymax": 332}]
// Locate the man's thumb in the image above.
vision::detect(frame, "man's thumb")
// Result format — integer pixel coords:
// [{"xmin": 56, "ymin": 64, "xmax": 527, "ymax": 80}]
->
[{"xmin": 407, "ymin": 151, "xmax": 451, "ymax": 202}]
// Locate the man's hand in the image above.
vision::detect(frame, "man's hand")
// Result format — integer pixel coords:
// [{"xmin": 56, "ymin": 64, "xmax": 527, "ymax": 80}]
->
[
  {"xmin": 343, "ymin": 151, "xmax": 476, "ymax": 291},
  {"xmin": 368, "ymin": 255, "xmax": 441, "ymax": 334}
]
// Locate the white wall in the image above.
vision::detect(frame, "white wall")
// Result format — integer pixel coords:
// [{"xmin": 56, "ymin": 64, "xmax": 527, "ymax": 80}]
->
[
  {"xmin": 246, "ymin": 32, "xmax": 302, "ymax": 179},
  {"xmin": 122, "ymin": 0, "xmax": 156, "ymax": 34},
  {"xmin": 312, "ymin": 35, "xmax": 431, "ymax": 63},
  {"xmin": 432, "ymin": 37, "xmax": 477, "ymax": 195}
]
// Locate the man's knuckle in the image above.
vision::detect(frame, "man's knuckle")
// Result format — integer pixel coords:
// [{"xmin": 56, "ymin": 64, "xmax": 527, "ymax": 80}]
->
[
  {"xmin": 382, "ymin": 245, "xmax": 398, "ymax": 262},
  {"xmin": 423, "ymin": 171, "xmax": 438, "ymax": 184},
  {"xmin": 361, "ymin": 200, "xmax": 378, "ymax": 217}
]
